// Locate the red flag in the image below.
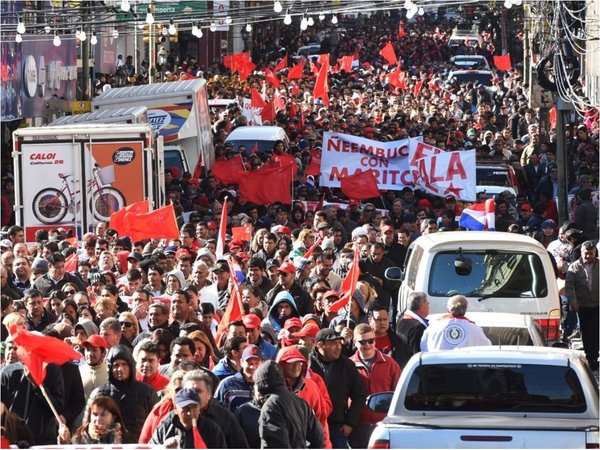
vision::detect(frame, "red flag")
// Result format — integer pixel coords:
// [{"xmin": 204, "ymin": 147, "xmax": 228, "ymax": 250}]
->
[
  {"xmin": 298, "ymin": 108, "xmax": 305, "ymax": 130},
  {"xmin": 251, "ymin": 88, "xmax": 267, "ymax": 108},
  {"xmin": 290, "ymin": 82, "xmax": 300, "ymax": 96},
  {"xmin": 273, "ymin": 153, "xmax": 298, "ymax": 179},
  {"xmin": 214, "ymin": 258, "xmax": 245, "ymax": 343},
  {"xmin": 288, "ymin": 101, "xmax": 297, "ymax": 117},
  {"xmin": 265, "ymin": 68, "xmax": 280, "ymax": 88},
  {"xmin": 261, "ymin": 102, "xmax": 276, "ymax": 122},
  {"xmin": 339, "ymin": 55, "xmax": 353, "ymax": 73},
  {"xmin": 238, "ymin": 59, "xmax": 256, "ymax": 81},
  {"xmin": 313, "ymin": 60, "xmax": 330, "ymax": 107},
  {"xmin": 239, "ymin": 163, "xmax": 293, "ymax": 205},
  {"xmin": 493, "ymin": 54, "xmax": 512, "ymax": 71},
  {"xmin": 329, "ymin": 248, "xmax": 359, "ymax": 313},
  {"xmin": 273, "ymin": 55, "xmax": 288, "ymax": 73},
  {"xmin": 287, "ymin": 62, "xmax": 304, "ymax": 80},
  {"xmin": 232, "ymin": 224, "xmax": 253, "ymax": 241},
  {"xmin": 303, "ymin": 236, "xmax": 323, "ymax": 259},
  {"xmin": 64, "ymin": 252, "xmax": 78, "ymax": 272},
  {"xmin": 340, "ymin": 170, "xmax": 380, "ymax": 200},
  {"xmin": 250, "ymin": 142, "xmax": 259, "ymax": 154},
  {"xmin": 388, "ymin": 64, "xmax": 404, "ymax": 89},
  {"xmin": 193, "ymin": 423, "xmax": 207, "ymax": 449},
  {"xmin": 10, "ymin": 325, "xmax": 82, "ymax": 385},
  {"xmin": 124, "ymin": 204, "xmax": 179, "ymax": 242},
  {"xmin": 65, "ymin": 237, "xmax": 78, "ymax": 248},
  {"xmin": 211, "ymin": 156, "xmax": 245, "ymax": 185},
  {"xmin": 413, "ymin": 79, "xmax": 424, "ymax": 96},
  {"xmin": 109, "ymin": 199, "xmax": 150, "ymax": 236},
  {"xmin": 223, "ymin": 55, "xmax": 232, "ymax": 70},
  {"xmin": 273, "ymin": 89, "xmax": 285, "ymax": 112},
  {"xmin": 216, "ymin": 194, "xmax": 228, "ymax": 259},
  {"xmin": 379, "ymin": 42, "xmax": 397, "ymax": 65},
  {"xmin": 305, "ymin": 148, "xmax": 322, "ymax": 176},
  {"xmin": 549, "ymin": 107, "xmax": 557, "ymax": 130},
  {"xmin": 428, "ymin": 78, "xmax": 441, "ymax": 91},
  {"xmin": 317, "ymin": 53, "xmax": 330, "ymax": 67},
  {"xmin": 398, "ymin": 25, "xmax": 408, "ymax": 39}
]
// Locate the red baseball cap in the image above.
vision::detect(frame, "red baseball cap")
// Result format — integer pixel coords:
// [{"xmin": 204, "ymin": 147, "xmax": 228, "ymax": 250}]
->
[
  {"xmin": 294, "ymin": 323, "xmax": 321, "ymax": 338},
  {"xmin": 274, "ymin": 226, "xmax": 292, "ymax": 235},
  {"xmin": 175, "ymin": 248, "xmax": 191, "ymax": 259},
  {"xmin": 276, "ymin": 261, "xmax": 296, "ymax": 274},
  {"xmin": 520, "ymin": 203, "xmax": 533, "ymax": 212},
  {"xmin": 82, "ymin": 334, "xmax": 109, "ymax": 349},
  {"xmin": 242, "ymin": 314, "xmax": 262, "ymax": 329},
  {"xmin": 207, "ymin": 221, "xmax": 217, "ymax": 230},
  {"xmin": 229, "ymin": 239, "xmax": 244, "ymax": 250},
  {"xmin": 284, "ymin": 317, "xmax": 303, "ymax": 330}
]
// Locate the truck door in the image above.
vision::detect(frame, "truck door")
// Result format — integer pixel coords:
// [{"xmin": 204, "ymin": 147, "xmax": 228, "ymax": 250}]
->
[{"xmin": 16, "ymin": 141, "xmax": 85, "ymax": 241}]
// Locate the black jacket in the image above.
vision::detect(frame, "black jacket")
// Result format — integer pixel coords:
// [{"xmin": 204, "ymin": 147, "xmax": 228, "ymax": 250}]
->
[
  {"xmin": 1, "ymin": 362, "xmax": 64, "ymax": 445},
  {"xmin": 32, "ymin": 272, "xmax": 86, "ymax": 297},
  {"xmin": 395, "ymin": 313, "xmax": 427, "ymax": 368},
  {"xmin": 255, "ymin": 360, "xmax": 325, "ymax": 449},
  {"xmin": 150, "ymin": 410, "xmax": 227, "ymax": 448},
  {"xmin": 309, "ymin": 348, "xmax": 366, "ymax": 429},
  {"xmin": 90, "ymin": 345, "xmax": 158, "ymax": 441},
  {"xmin": 60, "ymin": 362, "xmax": 86, "ymax": 429},
  {"xmin": 235, "ymin": 400, "xmax": 262, "ymax": 449},
  {"xmin": 205, "ymin": 399, "xmax": 249, "ymax": 448}
]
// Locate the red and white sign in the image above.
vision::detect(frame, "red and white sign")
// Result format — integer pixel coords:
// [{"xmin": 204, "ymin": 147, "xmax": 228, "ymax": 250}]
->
[
  {"xmin": 242, "ymin": 98, "xmax": 262, "ymax": 125},
  {"xmin": 319, "ymin": 132, "xmax": 422, "ymax": 190},
  {"xmin": 409, "ymin": 142, "xmax": 476, "ymax": 201}
]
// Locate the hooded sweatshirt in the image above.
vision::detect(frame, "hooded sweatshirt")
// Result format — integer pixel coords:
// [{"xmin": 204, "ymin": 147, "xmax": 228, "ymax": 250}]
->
[
  {"xmin": 254, "ymin": 360, "xmax": 325, "ymax": 449},
  {"xmin": 91, "ymin": 345, "xmax": 158, "ymax": 440},
  {"xmin": 166, "ymin": 269, "xmax": 187, "ymax": 294},
  {"xmin": 263, "ymin": 291, "xmax": 300, "ymax": 335}
]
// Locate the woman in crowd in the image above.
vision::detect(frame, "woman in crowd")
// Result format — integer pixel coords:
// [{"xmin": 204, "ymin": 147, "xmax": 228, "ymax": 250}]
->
[
  {"xmin": 118, "ymin": 312, "xmax": 140, "ymax": 346},
  {"xmin": 58, "ymin": 396, "xmax": 130, "ymax": 444}
]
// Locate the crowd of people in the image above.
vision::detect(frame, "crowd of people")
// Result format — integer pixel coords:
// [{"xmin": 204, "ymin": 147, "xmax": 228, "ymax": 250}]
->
[{"xmin": 1, "ymin": 6, "xmax": 599, "ymax": 449}]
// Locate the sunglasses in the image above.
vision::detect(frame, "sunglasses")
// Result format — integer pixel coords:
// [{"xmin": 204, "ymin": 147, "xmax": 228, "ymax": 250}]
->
[
  {"xmin": 120, "ymin": 322, "xmax": 134, "ymax": 328},
  {"xmin": 357, "ymin": 338, "xmax": 375, "ymax": 346},
  {"xmin": 64, "ymin": 290, "xmax": 76, "ymax": 295}
]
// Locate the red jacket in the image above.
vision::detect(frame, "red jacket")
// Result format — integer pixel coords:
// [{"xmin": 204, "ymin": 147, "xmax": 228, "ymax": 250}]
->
[
  {"xmin": 136, "ymin": 371, "xmax": 169, "ymax": 392},
  {"xmin": 277, "ymin": 347, "xmax": 333, "ymax": 448},
  {"xmin": 350, "ymin": 349, "xmax": 401, "ymax": 425},
  {"xmin": 138, "ymin": 399, "xmax": 173, "ymax": 443}
]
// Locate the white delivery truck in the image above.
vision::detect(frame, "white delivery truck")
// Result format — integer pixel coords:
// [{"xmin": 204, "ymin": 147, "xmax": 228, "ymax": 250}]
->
[
  {"xmin": 12, "ymin": 123, "xmax": 164, "ymax": 242},
  {"xmin": 48, "ymin": 105, "xmax": 149, "ymax": 127},
  {"xmin": 92, "ymin": 79, "xmax": 214, "ymax": 177}
]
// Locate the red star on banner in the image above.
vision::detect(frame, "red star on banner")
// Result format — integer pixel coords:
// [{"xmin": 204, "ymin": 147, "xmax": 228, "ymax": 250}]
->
[{"xmin": 444, "ymin": 182, "xmax": 464, "ymax": 197}]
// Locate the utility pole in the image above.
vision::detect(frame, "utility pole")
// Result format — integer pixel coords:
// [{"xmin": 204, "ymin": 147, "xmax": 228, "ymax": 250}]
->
[
  {"xmin": 555, "ymin": 97, "xmax": 573, "ymax": 225},
  {"xmin": 81, "ymin": 1, "xmax": 90, "ymax": 100}
]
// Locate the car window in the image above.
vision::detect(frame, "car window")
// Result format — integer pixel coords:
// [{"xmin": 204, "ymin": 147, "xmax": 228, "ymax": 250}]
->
[
  {"xmin": 406, "ymin": 245, "xmax": 423, "ymax": 290},
  {"xmin": 404, "ymin": 364, "xmax": 586, "ymax": 413},
  {"xmin": 224, "ymin": 140, "xmax": 282, "ymax": 155},
  {"xmin": 481, "ymin": 326, "xmax": 534, "ymax": 346},
  {"xmin": 428, "ymin": 251, "xmax": 548, "ymax": 298},
  {"xmin": 477, "ymin": 167, "xmax": 511, "ymax": 186},
  {"xmin": 449, "ymin": 72, "xmax": 493, "ymax": 86}
]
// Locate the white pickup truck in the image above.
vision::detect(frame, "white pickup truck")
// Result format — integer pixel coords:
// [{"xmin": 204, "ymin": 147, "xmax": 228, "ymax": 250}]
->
[{"xmin": 367, "ymin": 346, "xmax": 599, "ymax": 449}]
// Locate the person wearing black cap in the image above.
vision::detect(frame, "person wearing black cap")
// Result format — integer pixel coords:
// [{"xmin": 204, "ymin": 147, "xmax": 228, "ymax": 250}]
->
[
  {"xmin": 309, "ymin": 328, "xmax": 366, "ymax": 449},
  {"xmin": 200, "ymin": 260, "xmax": 230, "ymax": 311}
]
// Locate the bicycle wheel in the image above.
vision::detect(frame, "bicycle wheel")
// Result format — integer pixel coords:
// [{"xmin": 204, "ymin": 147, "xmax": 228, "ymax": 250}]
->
[
  {"xmin": 32, "ymin": 188, "xmax": 69, "ymax": 224},
  {"xmin": 91, "ymin": 188, "xmax": 125, "ymax": 222}
]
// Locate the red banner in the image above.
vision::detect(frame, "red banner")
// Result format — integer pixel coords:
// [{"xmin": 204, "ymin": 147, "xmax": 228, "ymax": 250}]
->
[{"xmin": 340, "ymin": 170, "xmax": 380, "ymax": 200}]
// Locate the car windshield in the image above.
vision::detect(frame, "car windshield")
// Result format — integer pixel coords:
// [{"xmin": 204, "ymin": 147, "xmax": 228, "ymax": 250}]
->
[
  {"xmin": 481, "ymin": 326, "xmax": 534, "ymax": 346},
  {"xmin": 476, "ymin": 167, "xmax": 511, "ymax": 187},
  {"xmin": 404, "ymin": 364, "xmax": 586, "ymax": 413},
  {"xmin": 450, "ymin": 72, "xmax": 492, "ymax": 86},
  {"xmin": 224, "ymin": 140, "xmax": 277, "ymax": 155},
  {"xmin": 428, "ymin": 250, "xmax": 548, "ymax": 298}
]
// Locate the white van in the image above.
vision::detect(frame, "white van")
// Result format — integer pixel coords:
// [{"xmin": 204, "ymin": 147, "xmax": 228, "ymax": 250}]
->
[
  {"xmin": 387, "ymin": 231, "xmax": 561, "ymax": 343},
  {"xmin": 224, "ymin": 126, "xmax": 290, "ymax": 155}
]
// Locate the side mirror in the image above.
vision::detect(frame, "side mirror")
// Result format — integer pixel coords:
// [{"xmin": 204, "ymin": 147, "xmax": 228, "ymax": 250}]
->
[
  {"xmin": 385, "ymin": 267, "xmax": 403, "ymax": 281},
  {"xmin": 366, "ymin": 391, "xmax": 394, "ymax": 414}
]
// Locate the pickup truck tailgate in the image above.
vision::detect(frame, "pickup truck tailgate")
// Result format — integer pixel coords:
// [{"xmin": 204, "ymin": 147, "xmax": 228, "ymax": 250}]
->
[{"xmin": 383, "ymin": 416, "xmax": 599, "ymax": 449}]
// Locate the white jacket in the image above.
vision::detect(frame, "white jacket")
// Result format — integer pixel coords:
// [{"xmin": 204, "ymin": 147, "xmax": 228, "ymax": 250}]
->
[{"xmin": 420, "ymin": 315, "xmax": 491, "ymax": 352}]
